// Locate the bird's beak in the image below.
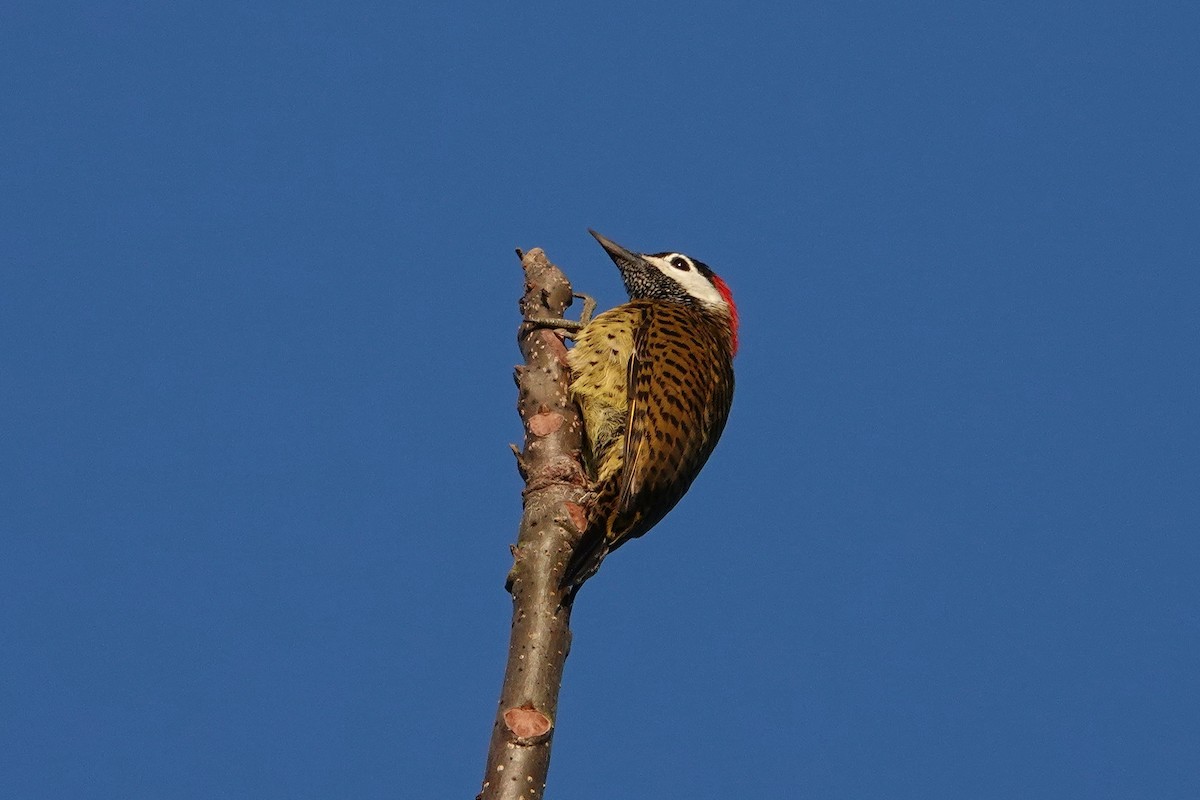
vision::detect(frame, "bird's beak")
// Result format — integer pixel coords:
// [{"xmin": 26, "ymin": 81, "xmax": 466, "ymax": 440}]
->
[{"xmin": 589, "ymin": 229, "xmax": 649, "ymax": 273}]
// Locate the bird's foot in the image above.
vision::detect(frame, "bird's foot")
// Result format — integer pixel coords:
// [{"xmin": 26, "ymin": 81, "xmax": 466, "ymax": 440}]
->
[{"xmin": 523, "ymin": 292, "xmax": 596, "ymax": 340}]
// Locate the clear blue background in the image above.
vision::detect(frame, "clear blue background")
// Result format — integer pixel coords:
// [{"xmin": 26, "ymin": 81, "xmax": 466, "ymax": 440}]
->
[{"xmin": 3, "ymin": 3, "xmax": 1197, "ymax": 798}]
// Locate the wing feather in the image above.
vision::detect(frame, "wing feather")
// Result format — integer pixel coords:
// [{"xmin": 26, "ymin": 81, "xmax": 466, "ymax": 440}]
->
[{"xmin": 613, "ymin": 305, "xmax": 734, "ymax": 545}]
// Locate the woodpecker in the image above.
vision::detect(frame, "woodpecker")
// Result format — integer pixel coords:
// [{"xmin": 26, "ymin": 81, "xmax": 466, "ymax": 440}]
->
[{"xmin": 559, "ymin": 230, "xmax": 738, "ymax": 594}]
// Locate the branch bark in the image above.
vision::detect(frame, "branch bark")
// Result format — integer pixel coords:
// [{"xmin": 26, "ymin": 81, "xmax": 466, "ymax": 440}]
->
[{"xmin": 478, "ymin": 248, "xmax": 588, "ymax": 800}]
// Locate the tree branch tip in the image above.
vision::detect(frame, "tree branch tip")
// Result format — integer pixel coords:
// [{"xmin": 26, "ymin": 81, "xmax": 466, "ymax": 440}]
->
[{"xmin": 519, "ymin": 247, "xmax": 546, "ymax": 270}]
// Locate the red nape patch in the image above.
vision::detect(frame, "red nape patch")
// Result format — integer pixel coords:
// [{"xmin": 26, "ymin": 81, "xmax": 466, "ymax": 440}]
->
[{"xmin": 710, "ymin": 274, "xmax": 739, "ymax": 354}]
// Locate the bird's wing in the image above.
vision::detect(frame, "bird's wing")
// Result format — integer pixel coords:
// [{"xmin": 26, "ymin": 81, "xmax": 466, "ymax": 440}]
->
[
  {"xmin": 615, "ymin": 305, "xmax": 734, "ymax": 541},
  {"xmin": 616, "ymin": 310, "xmax": 656, "ymax": 516}
]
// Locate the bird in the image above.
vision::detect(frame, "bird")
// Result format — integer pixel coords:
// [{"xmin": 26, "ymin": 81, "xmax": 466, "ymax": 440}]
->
[{"xmin": 559, "ymin": 229, "xmax": 738, "ymax": 595}]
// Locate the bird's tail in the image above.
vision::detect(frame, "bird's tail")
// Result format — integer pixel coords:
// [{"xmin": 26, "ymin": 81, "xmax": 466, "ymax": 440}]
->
[
  {"xmin": 560, "ymin": 524, "xmax": 609, "ymax": 599},
  {"xmin": 560, "ymin": 497, "xmax": 649, "ymax": 598}
]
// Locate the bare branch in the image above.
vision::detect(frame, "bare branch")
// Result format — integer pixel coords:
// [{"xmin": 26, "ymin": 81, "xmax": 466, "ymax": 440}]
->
[{"xmin": 479, "ymin": 248, "xmax": 588, "ymax": 800}]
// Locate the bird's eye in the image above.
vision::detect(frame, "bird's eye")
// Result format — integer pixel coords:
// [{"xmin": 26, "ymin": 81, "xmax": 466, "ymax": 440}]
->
[{"xmin": 670, "ymin": 256, "xmax": 691, "ymax": 271}]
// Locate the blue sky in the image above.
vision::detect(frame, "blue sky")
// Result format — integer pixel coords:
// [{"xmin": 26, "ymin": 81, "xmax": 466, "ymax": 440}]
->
[{"xmin": 2, "ymin": 3, "xmax": 1197, "ymax": 798}]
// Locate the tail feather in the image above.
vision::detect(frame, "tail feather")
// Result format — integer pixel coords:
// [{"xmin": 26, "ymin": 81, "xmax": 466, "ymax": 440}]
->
[
  {"xmin": 560, "ymin": 504, "xmax": 646, "ymax": 596},
  {"xmin": 560, "ymin": 526, "xmax": 609, "ymax": 597}
]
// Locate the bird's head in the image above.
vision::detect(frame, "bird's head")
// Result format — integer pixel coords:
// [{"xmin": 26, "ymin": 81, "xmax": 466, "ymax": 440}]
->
[{"xmin": 589, "ymin": 229, "xmax": 739, "ymax": 354}]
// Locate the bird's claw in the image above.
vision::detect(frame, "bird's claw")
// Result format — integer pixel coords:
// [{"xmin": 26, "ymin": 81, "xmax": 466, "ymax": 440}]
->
[{"xmin": 523, "ymin": 292, "xmax": 596, "ymax": 340}]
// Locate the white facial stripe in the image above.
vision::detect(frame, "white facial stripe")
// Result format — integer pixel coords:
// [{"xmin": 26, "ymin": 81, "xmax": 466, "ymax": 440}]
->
[{"xmin": 644, "ymin": 254, "xmax": 727, "ymax": 310}]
